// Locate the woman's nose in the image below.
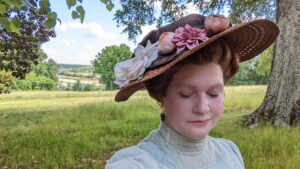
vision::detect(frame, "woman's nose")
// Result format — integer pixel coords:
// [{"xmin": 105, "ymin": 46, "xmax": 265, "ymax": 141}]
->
[{"xmin": 193, "ymin": 95, "xmax": 210, "ymax": 114}]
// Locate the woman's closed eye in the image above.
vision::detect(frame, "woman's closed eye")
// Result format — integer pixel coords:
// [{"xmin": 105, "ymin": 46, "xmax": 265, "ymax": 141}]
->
[
  {"xmin": 179, "ymin": 93, "xmax": 193, "ymax": 98},
  {"xmin": 207, "ymin": 92, "xmax": 220, "ymax": 98}
]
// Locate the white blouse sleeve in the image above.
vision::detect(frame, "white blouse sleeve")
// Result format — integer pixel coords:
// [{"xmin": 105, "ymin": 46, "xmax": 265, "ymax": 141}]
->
[
  {"xmin": 219, "ymin": 138, "xmax": 245, "ymax": 168},
  {"xmin": 105, "ymin": 146, "xmax": 160, "ymax": 169}
]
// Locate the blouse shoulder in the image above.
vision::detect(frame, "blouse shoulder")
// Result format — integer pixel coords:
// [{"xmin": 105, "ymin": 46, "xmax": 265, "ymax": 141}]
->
[
  {"xmin": 105, "ymin": 145, "xmax": 159, "ymax": 169},
  {"xmin": 210, "ymin": 137, "xmax": 245, "ymax": 168}
]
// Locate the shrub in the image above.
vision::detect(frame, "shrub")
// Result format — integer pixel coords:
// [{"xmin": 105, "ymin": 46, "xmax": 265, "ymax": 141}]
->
[{"xmin": 13, "ymin": 79, "xmax": 32, "ymax": 90}]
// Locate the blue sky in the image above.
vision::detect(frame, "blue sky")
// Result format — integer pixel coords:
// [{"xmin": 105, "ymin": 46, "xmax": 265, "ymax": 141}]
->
[{"xmin": 41, "ymin": 0, "xmax": 198, "ymax": 65}]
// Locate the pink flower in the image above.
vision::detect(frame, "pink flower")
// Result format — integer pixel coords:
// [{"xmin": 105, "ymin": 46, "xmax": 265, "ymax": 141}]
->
[
  {"xmin": 158, "ymin": 32, "xmax": 176, "ymax": 54},
  {"xmin": 172, "ymin": 24, "xmax": 208, "ymax": 53}
]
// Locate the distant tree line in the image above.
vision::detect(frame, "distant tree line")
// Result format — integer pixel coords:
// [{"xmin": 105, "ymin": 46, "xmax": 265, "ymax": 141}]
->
[
  {"xmin": 60, "ymin": 80, "xmax": 101, "ymax": 92},
  {"xmin": 58, "ymin": 64, "xmax": 95, "ymax": 79}
]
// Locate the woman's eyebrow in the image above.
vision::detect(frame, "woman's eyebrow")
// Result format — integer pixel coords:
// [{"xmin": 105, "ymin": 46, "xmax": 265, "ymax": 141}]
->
[
  {"xmin": 175, "ymin": 82, "xmax": 224, "ymax": 90},
  {"xmin": 175, "ymin": 84, "xmax": 195, "ymax": 89},
  {"xmin": 208, "ymin": 83, "xmax": 224, "ymax": 90}
]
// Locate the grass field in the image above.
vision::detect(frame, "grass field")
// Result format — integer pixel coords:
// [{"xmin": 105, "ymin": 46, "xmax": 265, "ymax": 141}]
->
[{"xmin": 0, "ymin": 86, "xmax": 300, "ymax": 168}]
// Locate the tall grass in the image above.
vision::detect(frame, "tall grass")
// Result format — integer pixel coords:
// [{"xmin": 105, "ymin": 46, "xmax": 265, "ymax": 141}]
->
[{"xmin": 0, "ymin": 86, "xmax": 300, "ymax": 168}]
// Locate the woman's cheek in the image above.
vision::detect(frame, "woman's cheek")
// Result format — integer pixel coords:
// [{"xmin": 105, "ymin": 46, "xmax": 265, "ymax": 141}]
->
[
  {"xmin": 168, "ymin": 96, "xmax": 189, "ymax": 112},
  {"xmin": 207, "ymin": 95, "xmax": 223, "ymax": 110},
  {"xmin": 211, "ymin": 98, "xmax": 224, "ymax": 113}
]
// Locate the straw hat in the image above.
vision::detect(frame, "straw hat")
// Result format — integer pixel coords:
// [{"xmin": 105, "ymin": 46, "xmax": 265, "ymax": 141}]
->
[{"xmin": 114, "ymin": 14, "xmax": 279, "ymax": 102}]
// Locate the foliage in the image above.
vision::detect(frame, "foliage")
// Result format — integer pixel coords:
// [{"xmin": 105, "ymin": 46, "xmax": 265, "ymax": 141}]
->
[
  {"xmin": 0, "ymin": 0, "xmax": 55, "ymax": 79},
  {"xmin": 229, "ymin": 46, "xmax": 274, "ymax": 86},
  {"xmin": 0, "ymin": 0, "xmax": 113, "ymax": 31},
  {"xmin": 114, "ymin": 0, "xmax": 156, "ymax": 41},
  {"xmin": 13, "ymin": 72, "xmax": 57, "ymax": 91},
  {"xmin": 92, "ymin": 44, "xmax": 132, "ymax": 90},
  {"xmin": 114, "ymin": 0, "xmax": 275, "ymax": 41},
  {"xmin": 34, "ymin": 50, "xmax": 59, "ymax": 82},
  {"xmin": 13, "ymin": 79, "xmax": 32, "ymax": 90},
  {"xmin": 2, "ymin": 49, "xmax": 59, "ymax": 92},
  {"xmin": 58, "ymin": 81, "xmax": 100, "ymax": 91},
  {"xmin": 229, "ymin": 0, "xmax": 275, "ymax": 23},
  {"xmin": 229, "ymin": 59, "xmax": 269, "ymax": 86},
  {"xmin": 1, "ymin": 0, "xmax": 275, "ymax": 41},
  {"xmin": 72, "ymin": 79, "xmax": 83, "ymax": 91},
  {"xmin": 256, "ymin": 46, "xmax": 273, "ymax": 76},
  {"xmin": 0, "ymin": 70, "xmax": 13, "ymax": 93},
  {"xmin": 84, "ymin": 84, "xmax": 97, "ymax": 91},
  {"xmin": 27, "ymin": 73, "xmax": 57, "ymax": 90}
]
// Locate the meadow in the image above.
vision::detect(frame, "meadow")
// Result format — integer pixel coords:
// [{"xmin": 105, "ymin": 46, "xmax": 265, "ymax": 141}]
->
[{"xmin": 0, "ymin": 86, "xmax": 300, "ymax": 169}]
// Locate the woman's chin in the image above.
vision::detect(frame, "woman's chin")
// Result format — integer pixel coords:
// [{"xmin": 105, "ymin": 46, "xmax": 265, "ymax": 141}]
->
[{"xmin": 185, "ymin": 130, "xmax": 210, "ymax": 140}]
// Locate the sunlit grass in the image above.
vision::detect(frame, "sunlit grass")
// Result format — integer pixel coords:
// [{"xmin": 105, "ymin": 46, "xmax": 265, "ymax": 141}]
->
[{"xmin": 1, "ymin": 86, "xmax": 300, "ymax": 168}]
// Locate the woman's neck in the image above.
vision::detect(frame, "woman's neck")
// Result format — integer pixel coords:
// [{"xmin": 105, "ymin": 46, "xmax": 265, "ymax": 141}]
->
[{"xmin": 158, "ymin": 122, "xmax": 208, "ymax": 154}]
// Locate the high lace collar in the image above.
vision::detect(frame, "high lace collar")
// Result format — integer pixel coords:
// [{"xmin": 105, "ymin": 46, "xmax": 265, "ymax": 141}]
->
[{"xmin": 157, "ymin": 122, "xmax": 209, "ymax": 154}]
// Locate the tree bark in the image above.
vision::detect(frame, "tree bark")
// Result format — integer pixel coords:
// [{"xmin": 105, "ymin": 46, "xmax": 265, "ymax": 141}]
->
[{"xmin": 245, "ymin": 0, "xmax": 300, "ymax": 127}]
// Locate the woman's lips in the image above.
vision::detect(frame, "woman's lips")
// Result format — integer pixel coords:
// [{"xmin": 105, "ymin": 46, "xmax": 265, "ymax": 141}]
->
[{"xmin": 189, "ymin": 119, "xmax": 210, "ymax": 126}]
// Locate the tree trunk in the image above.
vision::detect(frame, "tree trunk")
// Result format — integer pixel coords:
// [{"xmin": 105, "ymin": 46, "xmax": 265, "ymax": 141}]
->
[{"xmin": 245, "ymin": 0, "xmax": 300, "ymax": 127}]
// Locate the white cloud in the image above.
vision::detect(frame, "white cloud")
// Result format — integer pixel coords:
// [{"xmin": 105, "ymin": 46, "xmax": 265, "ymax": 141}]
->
[
  {"xmin": 83, "ymin": 44, "xmax": 93, "ymax": 50},
  {"xmin": 87, "ymin": 23, "xmax": 117, "ymax": 40},
  {"xmin": 62, "ymin": 39, "xmax": 72, "ymax": 48},
  {"xmin": 55, "ymin": 21, "xmax": 117, "ymax": 40},
  {"xmin": 56, "ymin": 23, "xmax": 68, "ymax": 32},
  {"xmin": 67, "ymin": 22, "xmax": 88, "ymax": 29}
]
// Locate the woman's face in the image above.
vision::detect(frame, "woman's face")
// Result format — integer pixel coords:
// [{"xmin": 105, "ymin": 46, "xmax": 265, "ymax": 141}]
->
[{"xmin": 162, "ymin": 63, "xmax": 224, "ymax": 140}]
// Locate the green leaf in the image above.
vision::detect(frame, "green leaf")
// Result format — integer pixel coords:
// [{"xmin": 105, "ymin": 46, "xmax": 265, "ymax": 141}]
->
[
  {"xmin": 0, "ymin": 17, "xmax": 10, "ymax": 31},
  {"xmin": 20, "ymin": 5, "xmax": 28, "ymax": 11},
  {"xmin": 0, "ymin": 3, "xmax": 7, "ymax": 14},
  {"xmin": 71, "ymin": 11, "xmax": 80, "ymax": 19},
  {"xmin": 39, "ymin": 8, "xmax": 50, "ymax": 14},
  {"xmin": 47, "ymin": 12, "xmax": 57, "ymax": 20},
  {"xmin": 39, "ymin": 0, "xmax": 50, "ymax": 8},
  {"xmin": 39, "ymin": 0, "xmax": 50, "ymax": 14},
  {"xmin": 11, "ymin": 18, "xmax": 21, "ymax": 28},
  {"xmin": 44, "ymin": 19, "xmax": 56, "ymax": 29},
  {"xmin": 76, "ymin": 5, "xmax": 85, "ymax": 14},
  {"xmin": 76, "ymin": 5, "xmax": 85, "ymax": 23},
  {"xmin": 9, "ymin": 21, "xmax": 20, "ymax": 34},
  {"xmin": 106, "ymin": 3, "xmax": 114, "ymax": 11},
  {"xmin": 66, "ymin": 0, "xmax": 76, "ymax": 9},
  {"xmin": 9, "ymin": 0, "xmax": 24, "ymax": 9},
  {"xmin": 100, "ymin": 0, "xmax": 109, "ymax": 5},
  {"xmin": 77, "ymin": 0, "xmax": 83, "ymax": 3}
]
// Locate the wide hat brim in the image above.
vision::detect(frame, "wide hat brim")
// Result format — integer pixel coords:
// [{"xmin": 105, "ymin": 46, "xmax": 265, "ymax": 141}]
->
[{"xmin": 115, "ymin": 19, "xmax": 279, "ymax": 102}]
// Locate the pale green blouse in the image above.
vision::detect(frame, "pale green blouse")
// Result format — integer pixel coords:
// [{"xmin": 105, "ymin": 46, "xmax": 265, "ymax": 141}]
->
[{"xmin": 105, "ymin": 122, "xmax": 244, "ymax": 169}]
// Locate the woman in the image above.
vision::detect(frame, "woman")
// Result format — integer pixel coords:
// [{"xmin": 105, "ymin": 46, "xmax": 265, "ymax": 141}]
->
[{"xmin": 105, "ymin": 14, "xmax": 279, "ymax": 169}]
